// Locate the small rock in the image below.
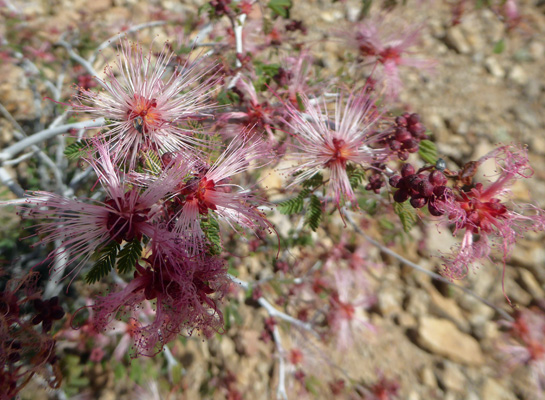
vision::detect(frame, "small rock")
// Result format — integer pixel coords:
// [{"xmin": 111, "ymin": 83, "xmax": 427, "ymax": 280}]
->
[
  {"xmin": 484, "ymin": 56, "xmax": 505, "ymax": 78},
  {"xmin": 417, "ymin": 316, "xmax": 484, "ymax": 365},
  {"xmin": 377, "ymin": 285, "xmax": 404, "ymax": 317},
  {"xmin": 428, "ymin": 288, "xmax": 469, "ymax": 332},
  {"xmin": 481, "ymin": 378, "xmax": 516, "ymax": 400},
  {"xmin": 518, "ymin": 269, "xmax": 545, "ymax": 299},
  {"xmin": 419, "ymin": 366, "xmax": 437, "ymax": 388},
  {"xmin": 438, "ymin": 361, "xmax": 467, "ymax": 393},
  {"xmin": 405, "ymin": 288, "xmax": 430, "ymax": 317},
  {"xmin": 445, "ymin": 27, "xmax": 471, "ymax": 54},
  {"xmin": 523, "ymin": 79, "xmax": 542, "ymax": 100},
  {"xmin": 507, "ymin": 65, "xmax": 528, "ymax": 86}
]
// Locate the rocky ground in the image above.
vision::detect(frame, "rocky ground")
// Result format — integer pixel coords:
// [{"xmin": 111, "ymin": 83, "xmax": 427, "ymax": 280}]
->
[{"xmin": 1, "ymin": 0, "xmax": 545, "ymax": 399}]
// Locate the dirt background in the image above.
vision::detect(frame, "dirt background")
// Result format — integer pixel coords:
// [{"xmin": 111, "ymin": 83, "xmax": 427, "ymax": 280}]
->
[{"xmin": 1, "ymin": 0, "xmax": 545, "ymax": 399}]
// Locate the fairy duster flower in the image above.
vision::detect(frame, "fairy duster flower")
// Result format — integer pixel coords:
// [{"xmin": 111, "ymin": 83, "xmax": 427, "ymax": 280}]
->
[
  {"xmin": 73, "ymin": 40, "xmax": 220, "ymax": 168},
  {"xmin": 343, "ymin": 15, "xmax": 435, "ymax": 100},
  {"xmin": 21, "ymin": 140, "xmax": 186, "ymax": 278},
  {"xmin": 169, "ymin": 135, "xmax": 274, "ymax": 253},
  {"xmin": 284, "ymin": 90, "xmax": 388, "ymax": 205},
  {"xmin": 436, "ymin": 145, "xmax": 545, "ymax": 284}
]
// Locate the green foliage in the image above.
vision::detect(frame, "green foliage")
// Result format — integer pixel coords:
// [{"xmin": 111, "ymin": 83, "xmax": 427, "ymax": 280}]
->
[
  {"xmin": 117, "ymin": 239, "xmax": 143, "ymax": 275},
  {"xmin": 301, "ymin": 172, "xmax": 324, "ymax": 189},
  {"xmin": 216, "ymin": 89, "xmax": 241, "ymax": 106},
  {"xmin": 267, "ymin": 0, "xmax": 292, "ymax": 18},
  {"xmin": 418, "ymin": 139, "xmax": 438, "ymax": 165},
  {"xmin": 254, "ymin": 61, "xmax": 281, "ymax": 92},
  {"xmin": 393, "ymin": 200, "xmax": 418, "ymax": 233},
  {"xmin": 277, "ymin": 188, "xmax": 310, "ymax": 215},
  {"xmin": 304, "ymin": 195, "xmax": 323, "ymax": 231},
  {"xmin": 64, "ymin": 140, "xmax": 90, "ymax": 160},
  {"xmin": 347, "ymin": 167, "xmax": 366, "ymax": 190},
  {"xmin": 493, "ymin": 39, "xmax": 505, "ymax": 54},
  {"xmin": 296, "ymin": 92, "xmax": 305, "ymax": 111},
  {"xmin": 85, "ymin": 241, "xmax": 120, "ymax": 284},
  {"xmin": 201, "ymin": 216, "xmax": 222, "ymax": 255},
  {"xmin": 143, "ymin": 150, "xmax": 162, "ymax": 174}
]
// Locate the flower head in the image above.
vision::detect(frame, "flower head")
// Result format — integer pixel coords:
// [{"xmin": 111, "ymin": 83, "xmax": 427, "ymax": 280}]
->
[
  {"xmin": 343, "ymin": 15, "xmax": 434, "ymax": 100},
  {"xmin": 168, "ymin": 136, "xmax": 274, "ymax": 253},
  {"xmin": 435, "ymin": 145, "xmax": 545, "ymax": 283},
  {"xmin": 22, "ymin": 140, "xmax": 184, "ymax": 277},
  {"xmin": 73, "ymin": 40, "xmax": 220, "ymax": 168},
  {"xmin": 284, "ymin": 91, "xmax": 388, "ymax": 205}
]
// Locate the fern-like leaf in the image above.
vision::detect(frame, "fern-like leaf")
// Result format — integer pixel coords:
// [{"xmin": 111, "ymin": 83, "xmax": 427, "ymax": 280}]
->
[
  {"xmin": 393, "ymin": 201, "xmax": 417, "ymax": 233},
  {"xmin": 64, "ymin": 140, "xmax": 90, "ymax": 160},
  {"xmin": 85, "ymin": 241, "xmax": 120, "ymax": 284},
  {"xmin": 143, "ymin": 150, "xmax": 162, "ymax": 174},
  {"xmin": 117, "ymin": 239, "xmax": 142, "ymax": 275},
  {"xmin": 301, "ymin": 173, "xmax": 324, "ymax": 189},
  {"xmin": 277, "ymin": 188, "xmax": 310, "ymax": 215},
  {"xmin": 348, "ymin": 167, "xmax": 366, "ymax": 190},
  {"xmin": 304, "ymin": 195, "xmax": 323, "ymax": 231}
]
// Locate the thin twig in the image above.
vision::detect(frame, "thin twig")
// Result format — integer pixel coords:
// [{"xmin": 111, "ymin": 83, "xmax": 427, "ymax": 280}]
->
[
  {"xmin": 0, "ymin": 118, "xmax": 105, "ymax": 162},
  {"xmin": 228, "ymin": 274, "xmax": 318, "ymax": 334},
  {"xmin": 56, "ymin": 39, "xmax": 102, "ymax": 83},
  {"xmin": 342, "ymin": 209, "xmax": 515, "ymax": 322}
]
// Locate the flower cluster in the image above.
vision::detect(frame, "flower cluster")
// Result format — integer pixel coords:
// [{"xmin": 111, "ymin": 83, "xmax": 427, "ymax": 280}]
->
[
  {"xmin": 22, "ymin": 42, "xmax": 275, "ymax": 357},
  {"xmin": 434, "ymin": 146, "xmax": 545, "ymax": 282}
]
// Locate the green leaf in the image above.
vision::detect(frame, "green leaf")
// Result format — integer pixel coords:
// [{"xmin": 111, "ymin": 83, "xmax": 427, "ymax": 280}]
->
[
  {"xmin": 277, "ymin": 188, "xmax": 310, "ymax": 215},
  {"xmin": 201, "ymin": 216, "xmax": 222, "ymax": 255},
  {"xmin": 493, "ymin": 39, "xmax": 505, "ymax": 54},
  {"xmin": 393, "ymin": 200, "xmax": 418, "ymax": 233},
  {"xmin": 143, "ymin": 150, "xmax": 162, "ymax": 174},
  {"xmin": 347, "ymin": 167, "xmax": 366, "ymax": 190},
  {"xmin": 304, "ymin": 195, "xmax": 323, "ymax": 231},
  {"xmin": 64, "ymin": 140, "xmax": 90, "ymax": 160},
  {"xmin": 418, "ymin": 139, "xmax": 438, "ymax": 165},
  {"xmin": 117, "ymin": 239, "xmax": 142, "ymax": 275},
  {"xmin": 295, "ymin": 92, "xmax": 305, "ymax": 111},
  {"xmin": 267, "ymin": 0, "xmax": 292, "ymax": 18},
  {"xmin": 85, "ymin": 241, "xmax": 120, "ymax": 284},
  {"xmin": 301, "ymin": 173, "xmax": 323, "ymax": 189}
]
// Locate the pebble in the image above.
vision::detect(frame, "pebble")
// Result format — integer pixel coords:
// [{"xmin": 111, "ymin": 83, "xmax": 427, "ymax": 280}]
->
[
  {"xmin": 444, "ymin": 27, "xmax": 471, "ymax": 54},
  {"xmin": 417, "ymin": 316, "xmax": 484, "ymax": 365}
]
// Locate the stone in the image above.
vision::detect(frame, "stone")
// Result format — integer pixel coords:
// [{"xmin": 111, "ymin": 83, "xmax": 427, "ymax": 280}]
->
[
  {"xmin": 438, "ymin": 361, "xmax": 467, "ymax": 393},
  {"xmin": 507, "ymin": 65, "xmax": 528, "ymax": 86},
  {"xmin": 377, "ymin": 285, "xmax": 404, "ymax": 317},
  {"xmin": 484, "ymin": 57, "xmax": 505, "ymax": 78},
  {"xmin": 481, "ymin": 378, "xmax": 516, "ymax": 400},
  {"xmin": 417, "ymin": 316, "xmax": 484, "ymax": 365},
  {"xmin": 427, "ymin": 288, "xmax": 469, "ymax": 332},
  {"xmin": 419, "ymin": 366, "xmax": 437, "ymax": 388},
  {"xmin": 405, "ymin": 288, "xmax": 430, "ymax": 317},
  {"xmin": 445, "ymin": 27, "xmax": 471, "ymax": 54},
  {"xmin": 518, "ymin": 269, "xmax": 545, "ymax": 299}
]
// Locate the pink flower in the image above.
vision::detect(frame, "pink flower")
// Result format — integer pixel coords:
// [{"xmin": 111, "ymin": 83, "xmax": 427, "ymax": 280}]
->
[
  {"xmin": 498, "ymin": 309, "xmax": 545, "ymax": 395},
  {"xmin": 73, "ymin": 40, "xmax": 220, "ymax": 168},
  {"xmin": 436, "ymin": 145, "xmax": 545, "ymax": 284},
  {"xmin": 284, "ymin": 90, "xmax": 388, "ymax": 205},
  {"xmin": 344, "ymin": 15, "xmax": 435, "ymax": 100},
  {"xmin": 327, "ymin": 268, "xmax": 375, "ymax": 350},
  {"xmin": 168, "ymin": 136, "xmax": 274, "ymax": 253},
  {"xmin": 22, "ymin": 141, "xmax": 184, "ymax": 277},
  {"xmin": 219, "ymin": 77, "xmax": 277, "ymax": 140},
  {"xmin": 91, "ymin": 231, "xmax": 227, "ymax": 357}
]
